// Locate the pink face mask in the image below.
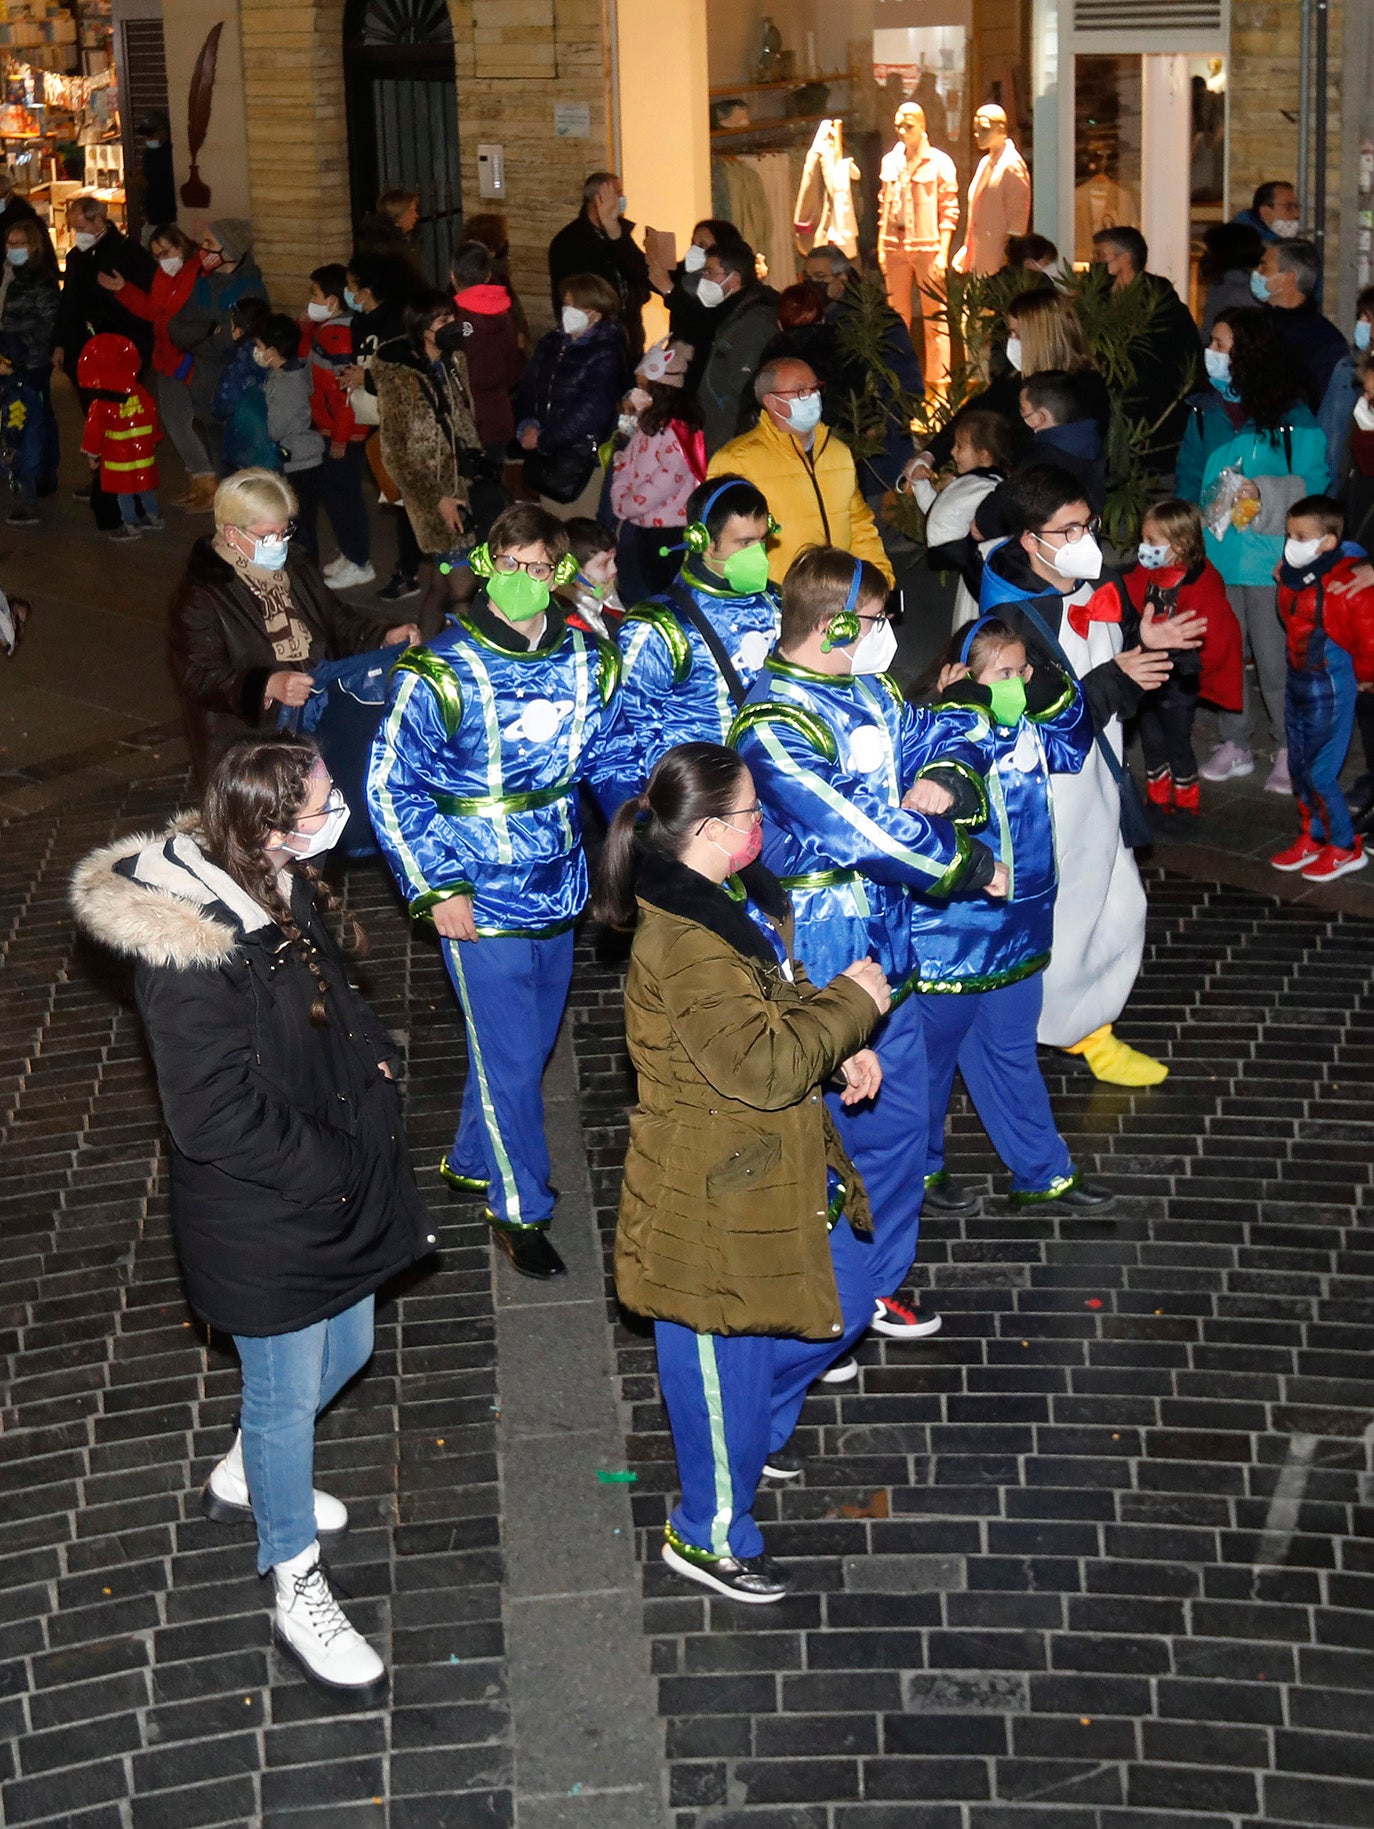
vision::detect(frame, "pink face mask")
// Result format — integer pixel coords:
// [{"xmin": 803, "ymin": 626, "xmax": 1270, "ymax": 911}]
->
[{"xmin": 713, "ymin": 818, "xmax": 762, "ymax": 873}]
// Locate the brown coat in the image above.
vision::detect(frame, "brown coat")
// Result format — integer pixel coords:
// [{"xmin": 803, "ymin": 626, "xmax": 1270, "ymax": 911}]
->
[
  {"xmin": 373, "ymin": 338, "xmax": 481, "ymax": 557},
  {"xmin": 615, "ymin": 849, "xmax": 877, "ymax": 1341},
  {"xmin": 167, "ymin": 537, "xmax": 391, "ymax": 778}
]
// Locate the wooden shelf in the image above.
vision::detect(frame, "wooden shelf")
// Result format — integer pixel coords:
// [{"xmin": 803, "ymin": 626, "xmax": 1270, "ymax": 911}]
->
[
  {"xmin": 709, "ymin": 69, "xmax": 852, "ymax": 99},
  {"xmin": 711, "ymin": 113, "xmax": 845, "ymax": 143}
]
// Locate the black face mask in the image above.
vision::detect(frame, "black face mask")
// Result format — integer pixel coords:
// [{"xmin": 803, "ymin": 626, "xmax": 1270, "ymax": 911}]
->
[{"xmin": 433, "ymin": 320, "xmax": 467, "ymax": 353}]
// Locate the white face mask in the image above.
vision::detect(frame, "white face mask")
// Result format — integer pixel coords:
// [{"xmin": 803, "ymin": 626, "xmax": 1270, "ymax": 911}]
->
[
  {"xmin": 1137, "ymin": 541, "xmax": 1172, "ymax": 570},
  {"xmin": 561, "ymin": 305, "xmax": 591, "ymax": 336},
  {"xmin": 1284, "ymin": 535, "xmax": 1326, "ymax": 569},
  {"xmin": 847, "ymin": 616, "xmax": 898, "ymax": 676},
  {"xmin": 72, "ymin": 230, "xmax": 98, "ymax": 252},
  {"xmin": 683, "ymin": 242, "xmax": 707, "ymax": 274},
  {"xmin": 5, "ymin": 247, "xmax": 26, "ymax": 267},
  {"xmin": 1354, "ymin": 396, "xmax": 1374, "ymax": 433},
  {"xmin": 158, "ymin": 254, "xmax": 183, "ymax": 276},
  {"xmin": 1004, "ymin": 334, "xmax": 1023, "ymax": 372},
  {"xmin": 306, "ymin": 299, "xmax": 332, "ymax": 322},
  {"xmin": 696, "ymin": 277, "xmax": 727, "ymax": 310},
  {"xmin": 285, "ymin": 798, "xmax": 349, "ymax": 860},
  {"xmin": 252, "ymin": 345, "xmax": 272, "ymax": 368},
  {"xmin": 1038, "ymin": 529, "xmax": 1103, "ymax": 581},
  {"xmin": 1271, "ymin": 217, "xmax": 1301, "ymax": 240}
]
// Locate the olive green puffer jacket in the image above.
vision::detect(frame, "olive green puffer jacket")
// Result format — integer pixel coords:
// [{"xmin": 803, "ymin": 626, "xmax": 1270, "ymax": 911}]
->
[{"xmin": 615, "ymin": 848, "xmax": 877, "ymax": 1341}]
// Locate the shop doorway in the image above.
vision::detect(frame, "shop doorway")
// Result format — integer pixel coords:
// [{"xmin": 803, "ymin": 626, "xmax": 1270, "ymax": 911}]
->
[{"xmin": 343, "ymin": 0, "xmax": 462, "ymax": 283}]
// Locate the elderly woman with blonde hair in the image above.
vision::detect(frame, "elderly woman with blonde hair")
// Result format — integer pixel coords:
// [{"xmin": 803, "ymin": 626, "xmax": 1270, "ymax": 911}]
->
[{"xmin": 168, "ymin": 468, "xmax": 419, "ymax": 777}]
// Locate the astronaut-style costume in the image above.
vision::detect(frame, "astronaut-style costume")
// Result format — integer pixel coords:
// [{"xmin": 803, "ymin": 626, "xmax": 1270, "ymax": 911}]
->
[
  {"xmin": 617, "ymin": 555, "xmax": 780, "ymax": 779},
  {"xmin": 908, "ymin": 669, "xmax": 1095, "ymax": 1199},
  {"xmin": 367, "ymin": 598, "xmax": 632, "ymax": 1234},
  {"xmin": 731, "ymin": 654, "xmax": 991, "ymax": 1300}
]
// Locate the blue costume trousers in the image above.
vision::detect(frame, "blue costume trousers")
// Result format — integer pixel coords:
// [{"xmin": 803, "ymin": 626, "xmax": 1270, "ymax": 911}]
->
[
  {"xmin": 916, "ymin": 974, "xmax": 1074, "ymax": 1195},
  {"xmin": 1286, "ymin": 651, "xmax": 1357, "ymax": 848},
  {"xmin": 441, "ymin": 930, "xmax": 575, "ymax": 1228},
  {"xmin": 824, "ymin": 991, "xmax": 927, "ymax": 1301},
  {"xmin": 654, "ymin": 1219, "xmax": 873, "ymax": 1559}
]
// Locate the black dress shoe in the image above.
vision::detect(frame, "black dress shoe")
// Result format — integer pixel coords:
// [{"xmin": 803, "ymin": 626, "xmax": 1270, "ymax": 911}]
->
[
  {"xmin": 490, "ymin": 1222, "xmax": 567, "ymax": 1279},
  {"xmin": 1011, "ymin": 1178, "xmax": 1115, "ymax": 1212},
  {"xmin": 922, "ymin": 1173, "xmax": 979, "ymax": 1214}
]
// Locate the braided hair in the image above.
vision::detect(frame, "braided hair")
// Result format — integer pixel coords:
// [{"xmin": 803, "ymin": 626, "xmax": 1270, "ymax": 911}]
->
[{"xmin": 198, "ymin": 731, "xmax": 364, "ymax": 1025}]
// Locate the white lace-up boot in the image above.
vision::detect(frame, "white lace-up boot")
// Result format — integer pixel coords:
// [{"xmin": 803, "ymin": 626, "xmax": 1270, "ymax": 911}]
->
[
  {"xmin": 202, "ymin": 1431, "xmax": 349, "ymax": 1534},
  {"xmin": 271, "ymin": 1542, "xmax": 386, "ymax": 1694}
]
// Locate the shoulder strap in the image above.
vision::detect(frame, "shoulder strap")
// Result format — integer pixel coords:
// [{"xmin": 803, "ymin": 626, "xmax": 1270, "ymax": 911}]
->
[
  {"xmin": 1014, "ymin": 592, "xmax": 1132, "ymax": 787},
  {"xmin": 667, "ymin": 579, "xmax": 748, "ymax": 707}
]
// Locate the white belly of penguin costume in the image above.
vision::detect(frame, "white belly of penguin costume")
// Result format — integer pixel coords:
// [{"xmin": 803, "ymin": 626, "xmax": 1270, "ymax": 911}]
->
[{"xmin": 1037, "ymin": 610, "xmax": 1147, "ymax": 1048}]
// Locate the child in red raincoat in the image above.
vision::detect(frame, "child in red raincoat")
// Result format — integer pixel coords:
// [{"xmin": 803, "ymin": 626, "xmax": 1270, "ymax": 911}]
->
[
  {"xmin": 1125, "ymin": 498, "xmax": 1242, "ymax": 814},
  {"xmin": 78, "ymin": 333, "xmax": 162, "ymax": 544}
]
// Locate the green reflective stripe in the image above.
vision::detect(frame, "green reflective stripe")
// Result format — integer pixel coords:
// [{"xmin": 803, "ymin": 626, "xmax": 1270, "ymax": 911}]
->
[
  {"xmin": 695, "ymin": 1335, "xmax": 734, "ymax": 1556},
  {"xmin": 987, "ymin": 761, "xmax": 1013, "ymax": 898},
  {"xmin": 432, "ymin": 780, "xmax": 574, "ymax": 817},
  {"xmin": 914, "ymin": 952, "xmax": 1048, "ymax": 994},
  {"xmin": 567, "ymin": 628, "xmax": 593, "ymax": 769},
  {"xmin": 410, "ymin": 882, "xmax": 476, "ymax": 920},
  {"xmin": 778, "ymin": 867, "xmax": 860, "ymax": 891},
  {"xmin": 596, "ymin": 636, "xmax": 622, "ymax": 704},
  {"xmin": 624, "ymin": 606, "xmax": 692, "ymax": 684},
  {"xmin": 373, "ymin": 671, "xmax": 435, "ymax": 899},
  {"xmin": 445, "ymin": 940, "xmax": 524, "ymax": 1226},
  {"xmin": 728, "ymin": 701, "xmax": 839, "ymax": 764},
  {"xmin": 916, "ymin": 756, "xmax": 990, "ymax": 828},
  {"xmin": 463, "ymin": 647, "xmax": 513, "ymax": 867},
  {"xmin": 753, "ymin": 722, "xmax": 954, "ymax": 884},
  {"xmin": 856, "ymin": 678, "xmax": 900, "ymax": 802},
  {"xmin": 392, "ymin": 649, "xmax": 463, "ymax": 737}
]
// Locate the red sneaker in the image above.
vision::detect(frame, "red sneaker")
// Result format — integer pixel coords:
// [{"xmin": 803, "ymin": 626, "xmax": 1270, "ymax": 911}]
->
[
  {"xmin": 1173, "ymin": 779, "xmax": 1200, "ymax": 816},
  {"xmin": 1270, "ymin": 833, "xmax": 1323, "ymax": 872},
  {"xmin": 1300, "ymin": 838, "xmax": 1368, "ymax": 881},
  {"xmin": 1145, "ymin": 772, "xmax": 1173, "ymax": 811}
]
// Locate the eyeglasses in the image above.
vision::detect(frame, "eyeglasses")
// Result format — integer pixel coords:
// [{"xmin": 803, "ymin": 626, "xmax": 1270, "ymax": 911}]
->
[
  {"xmin": 293, "ymin": 787, "xmax": 346, "ymax": 830},
  {"xmin": 1036, "ymin": 516, "xmax": 1100, "ymax": 545},
  {"xmin": 235, "ymin": 520, "xmax": 297, "ymax": 541},
  {"xmin": 768, "ymin": 385, "xmax": 821, "ymax": 402},
  {"xmin": 492, "ymin": 553, "xmax": 555, "ymax": 583},
  {"xmin": 723, "ymin": 804, "xmax": 763, "ymax": 822}
]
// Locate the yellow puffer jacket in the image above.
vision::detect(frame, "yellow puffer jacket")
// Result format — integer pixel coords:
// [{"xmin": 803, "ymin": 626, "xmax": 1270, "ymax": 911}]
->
[
  {"xmin": 707, "ymin": 413, "xmax": 895, "ymax": 585},
  {"xmin": 616, "ymin": 848, "xmax": 877, "ymax": 1342}
]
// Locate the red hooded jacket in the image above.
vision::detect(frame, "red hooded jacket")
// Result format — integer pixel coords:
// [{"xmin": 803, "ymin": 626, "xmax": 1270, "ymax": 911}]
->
[
  {"xmin": 1116, "ymin": 558, "xmax": 1244, "ymax": 711},
  {"xmin": 301, "ymin": 316, "xmax": 367, "ymax": 445},
  {"xmin": 451, "ymin": 283, "xmax": 524, "ymax": 448}
]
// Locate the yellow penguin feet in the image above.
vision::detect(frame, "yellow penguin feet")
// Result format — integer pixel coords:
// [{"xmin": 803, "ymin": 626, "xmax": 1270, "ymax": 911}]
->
[{"xmin": 1064, "ymin": 1023, "xmax": 1169, "ymax": 1086}]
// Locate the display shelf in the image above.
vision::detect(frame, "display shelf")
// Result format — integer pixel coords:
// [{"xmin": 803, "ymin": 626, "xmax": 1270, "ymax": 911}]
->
[
  {"xmin": 709, "ymin": 69, "xmax": 852, "ymax": 99},
  {"xmin": 711, "ymin": 112, "xmax": 845, "ymax": 142}
]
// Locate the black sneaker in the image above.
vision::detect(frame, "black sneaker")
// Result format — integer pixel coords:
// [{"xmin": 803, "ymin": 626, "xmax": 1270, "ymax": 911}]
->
[
  {"xmin": 6, "ymin": 506, "xmax": 39, "ymax": 527},
  {"xmin": 662, "ymin": 1529, "xmax": 794, "ymax": 1603},
  {"xmin": 489, "ymin": 1216, "xmax": 566, "ymax": 1279},
  {"xmin": 761, "ymin": 1447, "xmax": 804, "ymax": 1481},
  {"xmin": 923, "ymin": 1172, "xmax": 979, "ymax": 1214},
  {"xmin": 378, "ymin": 571, "xmax": 420, "ymax": 604},
  {"xmin": 1009, "ymin": 1177, "xmax": 1115, "ymax": 1212}
]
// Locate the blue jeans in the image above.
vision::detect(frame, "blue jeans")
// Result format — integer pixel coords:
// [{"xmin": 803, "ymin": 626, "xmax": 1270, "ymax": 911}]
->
[
  {"xmin": 117, "ymin": 489, "xmax": 160, "ymax": 524},
  {"xmin": 232, "ymin": 1295, "xmax": 375, "ymax": 1572}
]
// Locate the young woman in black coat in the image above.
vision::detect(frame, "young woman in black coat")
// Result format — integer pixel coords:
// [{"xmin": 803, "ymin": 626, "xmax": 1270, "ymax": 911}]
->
[{"xmin": 71, "ymin": 732, "xmax": 436, "ymax": 1698}]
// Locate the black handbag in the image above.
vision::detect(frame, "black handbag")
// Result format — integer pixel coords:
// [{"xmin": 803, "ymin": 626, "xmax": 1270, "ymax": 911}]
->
[{"xmin": 524, "ymin": 444, "xmax": 596, "ymax": 504}]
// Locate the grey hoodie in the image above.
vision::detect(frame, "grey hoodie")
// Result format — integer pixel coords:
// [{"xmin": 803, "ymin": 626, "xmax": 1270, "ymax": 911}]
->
[{"xmin": 265, "ymin": 361, "xmax": 324, "ymax": 472}]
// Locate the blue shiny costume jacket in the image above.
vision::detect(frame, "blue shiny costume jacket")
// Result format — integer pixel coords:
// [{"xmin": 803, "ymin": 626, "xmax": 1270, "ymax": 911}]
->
[
  {"xmin": 367, "ymin": 603, "xmax": 631, "ymax": 936},
  {"xmin": 730, "ymin": 656, "xmax": 976, "ymax": 992},
  {"xmin": 617, "ymin": 555, "xmax": 781, "ymax": 780},
  {"xmin": 908, "ymin": 675, "xmax": 1092, "ymax": 990}
]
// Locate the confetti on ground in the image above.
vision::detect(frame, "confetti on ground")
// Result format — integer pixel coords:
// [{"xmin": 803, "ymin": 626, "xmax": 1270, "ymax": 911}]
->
[
  {"xmin": 1084, "ymin": 1298, "xmax": 1103, "ymax": 1309},
  {"xmin": 596, "ymin": 1469, "xmax": 637, "ymax": 1484}
]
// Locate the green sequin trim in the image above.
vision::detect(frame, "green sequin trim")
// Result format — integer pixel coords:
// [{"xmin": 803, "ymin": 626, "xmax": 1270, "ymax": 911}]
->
[
  {"xmin": 913, "ymin": 953, "xmax": 1049, "ymax": 995},
  {"xmin": 663, "ymin": 1521, "xmax": 721, "ymax": 1566}
]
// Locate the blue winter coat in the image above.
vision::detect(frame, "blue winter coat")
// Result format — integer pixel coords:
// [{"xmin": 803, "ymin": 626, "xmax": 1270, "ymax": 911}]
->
[
  {"xmin": 514, "ymin": 319, "xmax": 628, "ymax": 464},
  {"xmin": 907, "ymin": 674, "xmax": 1091, "ymax": 990},
  {"xmin": 1176, "ymin": 391, "xmax": 1328, "ymax": 587},
  {"xmin": 367, "ymin": 597, "xmax": 636, "ymax": 937},
  {"xmin": 729, "ymin": 657, "xmax": 988, "ymax": 994},
  {"xmin": 617, "ymin": 554, "xmax": 780, "ymax": 784}
]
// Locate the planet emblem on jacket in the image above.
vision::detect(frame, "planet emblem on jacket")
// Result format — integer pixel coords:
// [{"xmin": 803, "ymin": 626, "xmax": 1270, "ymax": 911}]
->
[
  {"xmin": 503, "ymin": 698, "xmax": 572, "ymax": 744},
  {"xmin": 1001, "ymin": 728, "xmax": 1044, "ymax": 776},
  {"xmin": 732, "ymin": 630, "xmax": 773, "ymax": 673},
  {"xmin": 845, "ymin": 723, "xmax": 888, "ymax": 775}
]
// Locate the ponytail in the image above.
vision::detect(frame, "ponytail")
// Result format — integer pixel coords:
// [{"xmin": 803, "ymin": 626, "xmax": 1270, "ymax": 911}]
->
[{"xmin": 590, "ymin": 744, "xmax": 747, "ymax": 930}]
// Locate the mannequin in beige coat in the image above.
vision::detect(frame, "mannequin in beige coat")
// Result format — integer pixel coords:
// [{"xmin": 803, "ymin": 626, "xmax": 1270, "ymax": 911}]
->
[{"xmin": 952, "ymin": 105, "xmax": 1031, "ymax": 278}]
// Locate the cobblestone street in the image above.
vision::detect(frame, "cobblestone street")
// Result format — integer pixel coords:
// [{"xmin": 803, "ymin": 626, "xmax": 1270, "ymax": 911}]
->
[{"xmin": 1, "ymin": 746, "xmax": 1372, "ymax": 1826}]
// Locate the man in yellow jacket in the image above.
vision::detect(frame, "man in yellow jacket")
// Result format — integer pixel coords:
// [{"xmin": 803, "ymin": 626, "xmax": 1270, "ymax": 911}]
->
[{"xmin": 707, "ymin": 358, "xmax": 895, "ymax": 587}]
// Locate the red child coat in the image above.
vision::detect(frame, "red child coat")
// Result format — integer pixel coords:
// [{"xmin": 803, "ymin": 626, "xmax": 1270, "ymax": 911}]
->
[
  {"xmin": 301, "ymin": 317, "xmax": 367, "ymax": 445},
  {"xmin": 81, "ymin": 384, "xmax": 161, "ymax": 495},
  {"xmin": 1114, "ymin": 559, "xmax": 1245, "ymax": 711},
  {"xmin": 1278, "ymin": 551, "xmax": 1374, "ymax": 683}
]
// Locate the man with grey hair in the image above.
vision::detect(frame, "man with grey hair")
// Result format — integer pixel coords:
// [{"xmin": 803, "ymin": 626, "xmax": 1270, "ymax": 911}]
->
[
  {"xmin": 1253, "ymin": 237, "xmax": 1347, "ymax": 410},
  {"xmin": 547, "ymin": 168, "xmax": 650, "ymax": 360}
]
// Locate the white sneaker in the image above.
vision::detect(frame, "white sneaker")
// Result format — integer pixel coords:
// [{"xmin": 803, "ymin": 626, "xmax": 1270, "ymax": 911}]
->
[
  {"xmin": 201, "ymin": 1431, "xmax": 348, "ymax": 1534},
  {"xmin": 322, "ymin": 555, "xmax": 350, "ymax": 580},
  {"xmin": 272, "ymin": 1542, "xmax": 386, "ymax": 1694},
  {"xmin": 327, "ymin": 560, "xmax": 377, "ymax": 590},
  {"xmin": 817, "ymin": 1355, "xmax": 858, "ymax": 1384},
  {"xmin": 1263, "ymin": 748, "xmax": 1292, "ymax": 795},
  {"xmin": 1198, "ymin": 741, "xmax": 1254, "ymax": 783}
]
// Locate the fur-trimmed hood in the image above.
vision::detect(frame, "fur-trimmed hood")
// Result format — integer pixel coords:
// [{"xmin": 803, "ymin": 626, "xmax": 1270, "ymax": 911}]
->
[{"xmin": 70, "ymin": 817, "xmax": 275, "ymax": 971}]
